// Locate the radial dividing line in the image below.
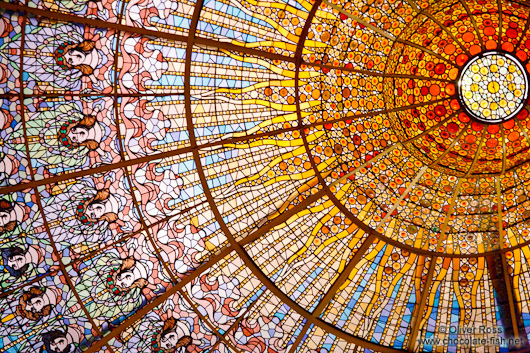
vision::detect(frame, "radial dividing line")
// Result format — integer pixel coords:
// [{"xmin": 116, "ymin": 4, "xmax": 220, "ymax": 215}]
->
[
  {"xmin": 465, "ymin": 132, "xmax": 486, "ymax": 177},
  {"xmin": 496, "ymin": 177, "xmax": 521, "ymax": 347},
  {"xmin": 0, "ymin": 138, "xmax": 252, "ymax": 195},
  {"xmin": 315, "ymin": 97, "xmax": 449, "ymax": 128},
  {"xmin": 0, "ymin": 96, "xmax": 446, "ymax": 197},
  {"xmin": 403, "ymin": 0, "xmax": 420, "ymax": 14},
  {"xmin": 429, "ymin": 121, "xmax": 470, "ymax": 166},
  {"xmin": 239, "ymin": 188, "xmax": 327, "ymax": 246},
  {"xmin": 376, "ymin": 166, "xmax": 428, "ymax": 231},
  {"xmin": 221, "ymin": 289, "xmax": 268, "ymax": 338},
  {"xmin": 23, "ymin": 92, "xmax": 186, "ymax": 98},
  {"xmin": 287, "ymin": 320, "xmax": 312, "ymax": 353},
  {"xmin": 465, "ymin": 157, "xmax": 530, "ymax": 177},
  {"xmin": 311, "ymin": 234, "xmax": 377, "ymax": 317},
  {"xmin": 497, "ymin": 0, "xmax": 503, "ymax": 50},
  {"xmin": 458, "ymin": 0, "xmax": 485, "ymax": 50},
  {"xmin": 0, "ymin": 269, "xmax": 60, "ymax": 299},
  {"xmin": 435, "ymin": 179, "xmax": 463, "ymax": 253},
  {"xmin": 206, "ymin": 289, "xmax": 269, "ymax": 353},
  {"xmin": 328, "ymin": 144, "xmax": 399, "ymax": 189},
  {"xmin": 179, "ymin": 289, "xmax": 242, "ymax": 352},
  {"xmin": 495, "ymin": 177, "xmax": 506, "ymax": 250},
  {"xmin": 406, "ymin": 255, "xmax": 438, "ymax": 351},
  {"xmin": 331, "ymin": 118, "xmax": 465, "ymax": 189},
  {"xmin": 68, "ymin": 201, "xmax": 207, "ymax": 260},
  {"xmin": 501, "ymin": 124, "xmax": 507, "ymax": 175},
  {"xmin": 82, "ymin": 246, "xmax": 235, "ymax": 353}
]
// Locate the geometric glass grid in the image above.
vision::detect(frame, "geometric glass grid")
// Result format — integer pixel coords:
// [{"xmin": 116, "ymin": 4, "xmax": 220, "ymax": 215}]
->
[{"xmin": 2, "ymin": 0, "xmax": 530, "ymax": 352}]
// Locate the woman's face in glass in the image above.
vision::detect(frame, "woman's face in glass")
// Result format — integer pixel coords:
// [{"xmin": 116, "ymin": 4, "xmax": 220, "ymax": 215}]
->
[
  {"xmin": 26, "ymin": 296, "xmax": 45, "ymax": 313},
  {"xmin": 160, "ymin": 331, "xmax": 179, "ymax": 349},
  {"xmin": 64, "ymin": 49, "xmax": 86, "ymax": 66},
  {"xmin": 116, "ymin": 270, "xmax": 134, "ymax": 288},
  {"xmin": 68, "ymin": 126, "xmax": 88, "ymax": 144},
  {"xmin": 7, "ymin": 254, "xmax": 25, "ymax": 270},
  {"xmin": 50, "ymin": 337, "xmax": 68, "ymax": 352},
  {"xmin": 86, "ymin": 201, "xmax": 105, "ymax": 219},
  {"xmin": 0, "ymin": 210, "xmax": 11, "ymax": 226}
]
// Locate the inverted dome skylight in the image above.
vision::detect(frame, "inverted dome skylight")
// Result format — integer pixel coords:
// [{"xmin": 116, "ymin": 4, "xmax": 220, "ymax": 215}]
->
[{"xmin": 3, "ymin": 0, "xmax": 530, "ymax": 352}]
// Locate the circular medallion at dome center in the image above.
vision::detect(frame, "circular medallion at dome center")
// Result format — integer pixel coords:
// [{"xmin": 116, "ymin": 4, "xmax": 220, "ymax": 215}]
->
[{"xmin": 458, "ymin": 52, "xmax": 528, "ymax": 123}]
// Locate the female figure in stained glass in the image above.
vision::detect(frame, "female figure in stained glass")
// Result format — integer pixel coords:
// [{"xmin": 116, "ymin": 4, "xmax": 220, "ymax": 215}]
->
[
  {"xmin": 54, "ymin": 40, "xmax": 100, "ymax": 77},
  {"xmin": 0, "ymin": 245, "xmax": 46, "ymax": 289},
  {"xmin": 75, "ymin": 189, "xmax": 121, "ymax": 225},
  {"xmin": 38, "ymin": 175, "xmax": 139, "ymax": 252},
  {"xmin": 39, "ymin": 324, "xmax": 85, "ymax": 353},
  {"xmin": 61, "ymin": 114, "xmax": 101, "ymax": 150},
  {"xmin": 21, "ymin": 20, "xmax": 167, "ymax": 94},
  {"xmin": 66, "ymin": 251, "xmax": 163, "ymax": 325},
  {"xmin": 122, "ymin": 273, "xmax": 240, "ymax": 351},
  {"xmin": 107, "ymin": 257, "xmax": 151, "ymax": 294},
  {"xmin": 21, "ymin": 21, "xmax": 112, "ymax": 93},
  {"xmin": 9, "ymin": 100, "xmax": 118, "ymax": 174},
  {"xmin": 15, "ymin": 286, "xmax": 62, "ymax": 321},
  {"xmin": 122, "ymin": 295, "xmax": 213, "ymax": 353},
  {"xmin": 0, "ymin": 199, "xmax": 29, "ymax": 239},
  {"xmin": 152, "ymin": 318, "xmax": 193, "ymax": 353},
  {"xmin": 0, "ymin": 284, "xmax": 65, "ymax": 352}
]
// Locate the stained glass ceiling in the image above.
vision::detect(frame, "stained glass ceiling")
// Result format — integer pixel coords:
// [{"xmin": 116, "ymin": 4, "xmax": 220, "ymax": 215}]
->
[{"xmin": 4, "ymin": 0, "xmax": 530, "ymax": 352}]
